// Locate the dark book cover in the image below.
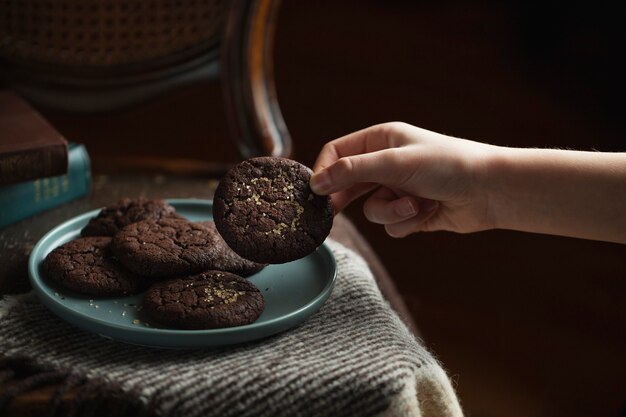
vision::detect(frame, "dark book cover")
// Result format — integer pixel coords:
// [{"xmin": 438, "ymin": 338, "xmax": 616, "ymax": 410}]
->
[
  {"xmin": 0, "ymin": 91, "xmax": 68, "ymax": 186},
  {"xmin": 0, "ymin": 143, "xmax": 91, "ymax": 229}
]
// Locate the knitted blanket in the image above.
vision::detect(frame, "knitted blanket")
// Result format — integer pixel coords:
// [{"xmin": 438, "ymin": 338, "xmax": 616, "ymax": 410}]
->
[{"xmin": 0, "ymin": 241, "xmax": 463, "ymax": 417}]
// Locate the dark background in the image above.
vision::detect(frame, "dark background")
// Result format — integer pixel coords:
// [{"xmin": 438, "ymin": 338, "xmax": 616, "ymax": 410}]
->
[{"xmin": 37, "ymin": 1, "xmax": 626, "ymax": 416}]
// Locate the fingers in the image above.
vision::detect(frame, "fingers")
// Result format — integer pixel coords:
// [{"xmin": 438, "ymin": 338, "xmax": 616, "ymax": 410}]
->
[
  {"xmin": 330, "ymin": 183, "xmax": 378, "ymax": 214},
  {"xmin": 310, "ymin": 122, "xmax": 425, "ymax": 213},
  {"xmin": 361, "ymin": 186, "xmax": 440, "ymax": 236},
  {"xmin": 384, "ymin": 199, "xmax": 439, "ymax": 238},
  {"xmin": 312, "ymin": 123, "xmax": 409, "ymax": 173},
  {"xmin": 362, "ymin": 187, "xmax": 418, "ymax": 224},
  {"xmin": 311, "ymin": 148, "xmax": 413, "ymax": 195}
]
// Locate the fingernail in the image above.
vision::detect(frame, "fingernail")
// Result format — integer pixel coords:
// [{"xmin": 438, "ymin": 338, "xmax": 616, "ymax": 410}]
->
[
  {"xmin": 419, "ymin": 199, "xmax": 439, "ymax": 213},
  {"xmin": 310, "ymin": 171, "xmax": 332, "ymax": 194},
  {"xmin": 395, "ymin": 199, "xmax": 416, "ymax": 217},
  {"xmin": 385, "ymin": 224, "xmax": 407, "ymax": 239}
]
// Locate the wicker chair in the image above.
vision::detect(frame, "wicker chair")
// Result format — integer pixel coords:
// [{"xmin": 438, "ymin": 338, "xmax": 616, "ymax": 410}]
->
[{"xmin": 0, "ymin": 0, "xmax": 290, "ymax": 158}]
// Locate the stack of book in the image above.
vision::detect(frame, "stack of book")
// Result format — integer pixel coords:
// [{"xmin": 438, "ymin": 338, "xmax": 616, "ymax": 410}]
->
[{"xmin": 0, "ymin": 91, "xmax": 91, "ymax": 229}]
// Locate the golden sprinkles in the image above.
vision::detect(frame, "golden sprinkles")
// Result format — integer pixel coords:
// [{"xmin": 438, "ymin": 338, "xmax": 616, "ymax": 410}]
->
[
  {"xmin": 235, "ymin": 174, "xmax": 307, "ymax": 237},
  {"xmin": 203, "ymin": 282, "xmax": 246, "ymax": 305}
]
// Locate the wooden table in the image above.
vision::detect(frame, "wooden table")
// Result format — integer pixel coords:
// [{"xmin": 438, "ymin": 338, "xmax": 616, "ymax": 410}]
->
[{"xmin": 0, "ymin": 173, "xmax": 415, "ymax": 416}]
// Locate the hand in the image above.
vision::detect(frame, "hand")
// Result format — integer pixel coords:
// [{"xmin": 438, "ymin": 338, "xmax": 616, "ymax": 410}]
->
[
  {"xmin": 311, "ymin": 122, "xmax": 626, "ymax": 243},
  {"xmin": 310, "ymin": 122, "xmax": 497, "ymax": 237}
]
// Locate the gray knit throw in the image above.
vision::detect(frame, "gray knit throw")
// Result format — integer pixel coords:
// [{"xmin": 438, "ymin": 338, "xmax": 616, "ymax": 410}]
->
[{"xmin": 0, "ymin": 241, "xmax": 463, "ymax": 417}]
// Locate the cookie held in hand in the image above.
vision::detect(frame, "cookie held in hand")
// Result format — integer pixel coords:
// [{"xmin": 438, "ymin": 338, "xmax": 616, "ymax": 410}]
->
[
  {"xmin": 43, "ymin": 237, "xmax": 143, "ymax": 296},
  {"xmin": 143, "ymin": 271, "xmax": 264, "ymax": 329},
  {"xmin": 213, "ymin": 157, "xmax": 333, "ymax": 264}
]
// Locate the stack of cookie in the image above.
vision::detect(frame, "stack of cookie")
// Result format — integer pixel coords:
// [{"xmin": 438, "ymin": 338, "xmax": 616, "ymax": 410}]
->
[
  {"xmin": 43, "ymin": 157, "xmax": 334, "ymax": 331},
  {"xmin": 43, "ymin": 198, "xmax": 266, "ymax": 330}
]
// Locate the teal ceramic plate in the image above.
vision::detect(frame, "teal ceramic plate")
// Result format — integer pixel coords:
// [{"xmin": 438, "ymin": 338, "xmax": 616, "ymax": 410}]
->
[{"xmin": 28, "ymin": 199, "xmax": 336, "ymax": 349}]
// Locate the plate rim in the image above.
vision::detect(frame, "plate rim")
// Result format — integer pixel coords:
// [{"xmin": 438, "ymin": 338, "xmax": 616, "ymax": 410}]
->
[{"xmin": 27, "ymin": 198, "xmax": 337, "ymax": 344}]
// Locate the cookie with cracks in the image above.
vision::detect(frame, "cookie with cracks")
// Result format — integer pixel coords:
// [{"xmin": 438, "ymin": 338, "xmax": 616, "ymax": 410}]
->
[{"xmin": 213, "ymin": 157, "xmax": 333, "ymax": 264}]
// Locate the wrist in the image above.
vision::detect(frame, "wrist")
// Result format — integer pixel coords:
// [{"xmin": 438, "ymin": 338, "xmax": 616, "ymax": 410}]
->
[{"xmin": 483, "ymin": 145, "xmax": 524, "ymax": 231}]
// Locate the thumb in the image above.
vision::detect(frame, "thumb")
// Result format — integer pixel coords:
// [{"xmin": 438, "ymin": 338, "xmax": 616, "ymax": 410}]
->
[{"xmin": 310, "ymin": 149, "xmax": 413, "ymax": 195}]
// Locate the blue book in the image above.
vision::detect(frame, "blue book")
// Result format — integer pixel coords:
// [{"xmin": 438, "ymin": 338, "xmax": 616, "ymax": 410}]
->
[{"xmin": 0, "ymin": 143, "xmax": 91, "ymax": 229}]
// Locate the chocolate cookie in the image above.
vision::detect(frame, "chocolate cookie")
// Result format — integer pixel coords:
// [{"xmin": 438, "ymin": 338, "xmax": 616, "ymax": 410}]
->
[
  {"xmin": 199, "ymin": 221, "xmax": 266, "ymax": 277},
  {"xmin": 43, "ymin": 237, "xmax": 143, "ymax": 296},
  {"xmin": 111, "ymin": 217, "xmax": 221, "ymax": 278},
  {"xmin": 81, "ymin": 198, "xmax": 178, "ymax": 237},
  {"xmin": 213, "ymin": 157, "xmax": 334, "ymax": 264},
  {"xmin": 143, "ymin": 271, "xmax": 264, "ymax": 329}
]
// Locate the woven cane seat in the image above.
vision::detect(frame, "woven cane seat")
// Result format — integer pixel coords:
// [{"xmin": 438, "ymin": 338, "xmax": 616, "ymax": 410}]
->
[
  {"xmin": 0, "ymin": 0, "xmax": 291, "ymax": 158},
  {"xmin": 0, "ymin": 0, "xmax": 227, "ymax": 75}
]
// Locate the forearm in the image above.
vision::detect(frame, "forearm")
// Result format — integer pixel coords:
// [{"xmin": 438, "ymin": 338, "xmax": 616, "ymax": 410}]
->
[{"xmin": 487, "ymin": 147, "xmax": 626, "ymax": 243}]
